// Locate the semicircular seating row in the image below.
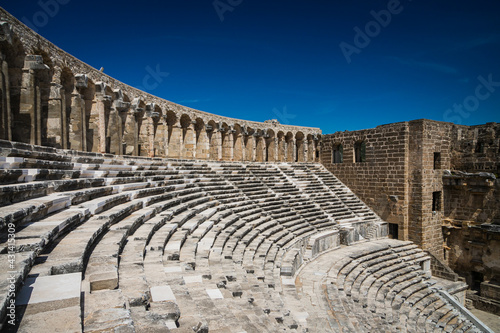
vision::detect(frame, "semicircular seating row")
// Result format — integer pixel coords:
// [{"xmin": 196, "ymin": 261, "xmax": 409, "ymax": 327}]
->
[{"xmin": 0, "ymin": 140, "xmax": 480, "ymax": 332}]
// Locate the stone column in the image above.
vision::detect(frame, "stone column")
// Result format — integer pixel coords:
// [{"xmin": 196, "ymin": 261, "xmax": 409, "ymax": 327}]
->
[
  {"xmin": 252, "ymin": 135, "xmax": 257, "ymax": 162},
  {"xmin": 198, "ymin": 126, "xmax": 210, "ymax": 160},
  {"xmin": 241, "ymin": 134, "xmax": 247, "ymax": 162},
  {"xmin": 109, "ymin": 91, "xmax": 130, "ymax": 155},
  {"xmin": 96, "ymin": 97, "xmax": 107, "ymax": 153},
  {"xmin": 292, "ymin": 139, "xmax": 297, "ymax": 162},
  {"xmin": 47, "ymin": 83, "xmax": 66, "ymax": 148},
  {"xmin": 161, "ymin": 115, "xmax": 169, "ymax": 158},
  {"xmin": 191, "ymin": 122, "xmax": 197, "ymax": 159},
  {"xmin": 108, "ymin": 106, "xmax": 121, "ymax": 155},
  {"xmin": 302, "ymin": 139, "xmax": 309, "ymax": 162},
  {"xmin": 274, "ymin": 138, "xmax": 278, "ymax": 162},
  {"xmin": 228, "ymin": 131, "xmax": 234, "ymax": 161},
  {"xmin": 284, "ymin": 140, "xmax": 288, "ymax": 162},
  {"xmin": 68, "ymin": 74, "xmax": 88, "ymax": 151},
  {"xmin": 20, "ymin": 67, "xmax": 37, "ymax": 145},
  {"xmin": 94, "ymin": 82, "xmax": 111, "ymax": 153},
  {"xmin": 312, "ymin": 139, "xmax": 317, "ymax": 162},
  {"xmin": 183, "ymin": 121, "xmax": 196, "ymax": 159},
  {"xmin": 20, "ymin": 56, "xmax": 47, "ymax": 145},
  {"xmin": 0, "ymin": 53, "xmax": 12, "ymax": 140},
  {"xmin": 69, "ymin": 88, "xmax": 85, "ymax": 151},
  {"xmin": 146, "ymin": 108, "xmax": 159, "ymax": 158},
  {"xmin": 179, "ymin": 123, "xmax": 184, "ymax": 159},
  {"xmin": 217, "ymin": 131, "xmax": 222, "ymax": 161},
  {"xmin": 0, "ymin": 25, "xmax": 12, "ymax": 140},
  {"xmin": 149, "ymin": 117, "xmax": 155, "ymax": 158}
]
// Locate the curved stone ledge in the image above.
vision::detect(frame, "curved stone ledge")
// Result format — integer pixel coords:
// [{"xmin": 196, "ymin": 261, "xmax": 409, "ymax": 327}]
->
[{"xmin": 0, "ymin": 7, "xmax": 321, "ymax": 162}]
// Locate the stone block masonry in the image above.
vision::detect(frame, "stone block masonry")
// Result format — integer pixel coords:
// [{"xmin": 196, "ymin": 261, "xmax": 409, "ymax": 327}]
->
[
  {"xmin": 321, "ymin": 119, "xmax": 499, "ymax": 262},
  {"xmin": 0, "ymin": 7, "xmax": 321, "ymax": 163}
]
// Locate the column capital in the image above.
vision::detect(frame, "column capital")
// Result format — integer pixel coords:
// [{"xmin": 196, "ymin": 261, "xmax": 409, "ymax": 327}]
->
[
  {"xmin": 23, "ymin": 55, "xmax": 49, "ymax": 70},
  {"xmin": 75, "ymin": 74, "xmax": 88, "ymax": 88},
  {"xmin": 0, "ymin": 21, "xmax": 13, "ymax": 44}
]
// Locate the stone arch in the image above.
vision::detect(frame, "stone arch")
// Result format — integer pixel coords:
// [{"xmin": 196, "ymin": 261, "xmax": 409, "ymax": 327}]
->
[
  {"xmin": 295, "ymin": 131, "xmax": 305, "ymax": 162},
  {"xmin": 164, "ymin": 110, "xmax": 178, "ymax": 158},
  {"xmin": 285, "ymin": 132, "xmax": 294, "ymax": 162},
  {"xmin": 265, "ymin": 129, "xmax": 276, "ymax": 162},
  {"xmin": 233, "ymin": 124, "xmax": 243, "ymax": 161}
]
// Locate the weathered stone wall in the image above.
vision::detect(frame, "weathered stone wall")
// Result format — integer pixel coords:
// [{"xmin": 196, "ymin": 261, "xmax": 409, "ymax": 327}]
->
[
  {"xmin": 450, "ymin": 123, "xmax": 500, "ymax": 174},
  {"xmin": 319, "ymin": 122, "xmax": 410, "ymax": 238},
  {"xmin": 0, "ymin": 7, "xmax": 321, "ymax": 162},
  {"xmin": 446, "ymin": 225, "xmax": 500, "ymax": 289},
  {"xmin": 321, "ymin": 119, "xmax": 500, "ymax": 300},
  {"xmin": 321, "ymin": 119, "xmax": 499, "ymax": 259},
  {"xmin": 443, "ymin": 175, "xmax": 499, "ymax": 225},
  {"xmin": 408, "ymin": 120, "xmax": 454, "ymax": 258}
]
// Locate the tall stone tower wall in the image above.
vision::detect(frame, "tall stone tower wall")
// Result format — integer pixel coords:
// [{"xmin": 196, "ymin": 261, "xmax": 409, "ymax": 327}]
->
[{"xmin": 321, "ymin": 119, "xmax": 500, "ymax": 262}]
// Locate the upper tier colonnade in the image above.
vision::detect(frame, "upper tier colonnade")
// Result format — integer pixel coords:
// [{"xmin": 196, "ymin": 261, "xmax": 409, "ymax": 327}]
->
[{"xmin": 0, "ymin": 7, "xmax": 321, "ymax": 162}]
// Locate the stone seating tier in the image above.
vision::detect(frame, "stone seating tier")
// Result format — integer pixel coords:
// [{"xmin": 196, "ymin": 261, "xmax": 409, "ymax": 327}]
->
[{"xmin": 0, "ymin": 142, "xmax": 480, "ymax": 332}]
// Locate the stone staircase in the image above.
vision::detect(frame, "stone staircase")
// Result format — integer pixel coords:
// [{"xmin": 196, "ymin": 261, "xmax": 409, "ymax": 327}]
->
[{"xmin": 0, "ymin": 140, "xmax": 483, "ymax": 332}]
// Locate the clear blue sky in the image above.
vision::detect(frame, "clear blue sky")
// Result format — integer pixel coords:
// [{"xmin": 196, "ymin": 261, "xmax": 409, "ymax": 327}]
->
[{"xmin": 1, "ymin": 0, "xmax": 499, "ymax": 133}]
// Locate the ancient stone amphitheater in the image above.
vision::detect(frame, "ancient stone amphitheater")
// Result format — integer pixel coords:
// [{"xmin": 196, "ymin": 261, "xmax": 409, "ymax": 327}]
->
[{"xmin": 0, "ymin": 6, "xmax": 492, "ymax": 333}]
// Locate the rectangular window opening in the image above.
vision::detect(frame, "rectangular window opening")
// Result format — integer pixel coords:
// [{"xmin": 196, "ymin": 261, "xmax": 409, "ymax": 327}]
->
[
  {"xmin": 475, "ymin": 141, "xmax": 485, "ymax": 153},
  {"xmin": 388, "ymin": 223, "xmax": 399, "ymax": 240},
  {"xmin": 432, "ymin": 191, "xmax": 441, "ymax": 212},
  {"xmin": 354, "ymin": 141, "xmax": 366, "ymax": 163},
  {"xmin": 433, "ymin": 152, "xmax": 441, "ymax": 169},
  {"xmin": 332, "ymin": 144, "xmax": 343, "ymax": 164}
]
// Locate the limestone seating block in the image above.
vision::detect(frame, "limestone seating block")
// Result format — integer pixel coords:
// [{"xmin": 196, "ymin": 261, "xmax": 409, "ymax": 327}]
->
[
  {"xmin": 0, "ymin": 157, "xmax": 74, "ymax": 170},
  {"xmin": 150, "ymin": 285, "xmax": 176, "ymax": 302},
  {"xmin": 83, "ymin": 289, "xmax": 134, "ymax": 333},
  {"xmin": 0, "ymin": 193, "xmax": 71, "ymax": 230},
  {"xmin": 191, "ymin": 220, "xmax": 214, "ymax": 240},
  {"xmin": 147, "ymin": 223, "xmax": 178, "ymax": 251},
  {"xmin": 79, "ymin": 192, "xmax": 132, "ymax": 215},
  {"xmin": 44, "ymin": 200, "xmax": 143, "ymax": 276},
  {"xmin": 0, "ymin": 146, "xmax": 72, "ymax": 162},
  {"xmin": 96, "ymin": 200, "xmax": 144, "ymax": 226},
  {"xmin": 118, "ymin": 263, "xmax": 151, "ymax": 307},
  {"xmin": 16, "ymin": 272, "xmax": 81, "ymax": 316},
  {"xmin": 86, "ymin": 229, "xmax": 130, "ymax": 291},
  {"xmin": 2, "ymin": 208, "xmax": 89, "ymax": 253},
  {"xmin": 59, "ymin": 186, "xmax": 113, "ymax": 206},
  {"xmin": 0, "ymin": 252, "xmax": 36, "ymax": 324}
]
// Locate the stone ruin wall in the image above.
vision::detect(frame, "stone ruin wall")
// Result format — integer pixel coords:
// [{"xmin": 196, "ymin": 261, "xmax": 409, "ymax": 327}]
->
[
  {"xmin": 0, "ymin": 7, "xmax": 321, "ymax": 162},
  {"xmin": 443, "ymin": 123, "xmax": 500, "ymax": 297},
  {"xmin": 319, "ymin": 121, "xmax": 410, "ymax": 237},
  {"xmin": 407, "ymin": 119, "xmax": 454, "ymax": 259},
  {"xmin": 321, "ymin": 119, "xmax": 500, "ymax": 304}
]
